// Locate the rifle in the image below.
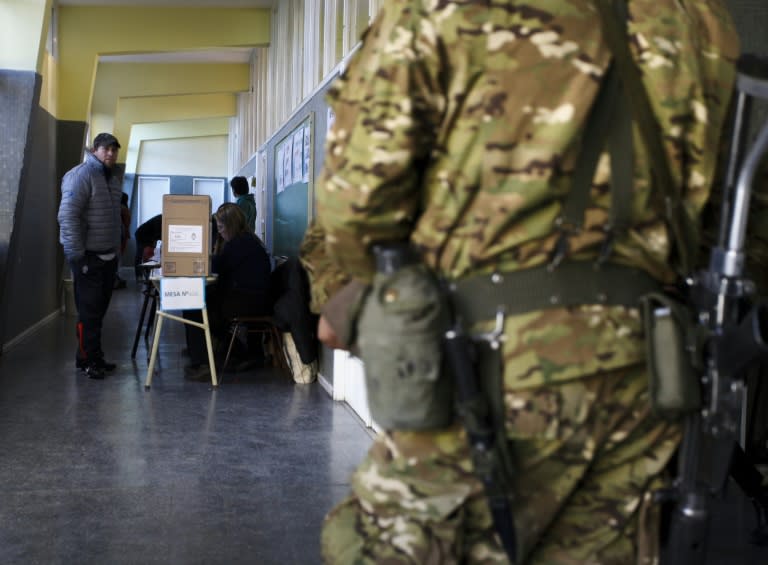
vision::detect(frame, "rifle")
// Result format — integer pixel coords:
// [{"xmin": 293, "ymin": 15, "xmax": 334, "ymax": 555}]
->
[{"xmin": 658, "ymin": 53, "xmax": 768, "ymax": 565}]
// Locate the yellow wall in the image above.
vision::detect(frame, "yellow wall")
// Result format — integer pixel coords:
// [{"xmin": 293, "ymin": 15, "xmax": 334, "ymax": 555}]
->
[
  {"xmin": 137, "ymin": 136, "xmax": 228, "ymax": 177},
  {"xmin": 113, "ymin": 92, "xmax": 236, "ymax": 150},
  {"xmin": 126, "ymin": 118, "xmax": 229, "ymax": 173},
  {"xmin": 39, "ymin": 53, "xmax": 57, "ymax": 115},
  {"xmin": 57, "ymin": 6, "xmax": 269, "ymax": 121},
  {"xmin": 0, "ymin": 0, "xmax": 51, "ymax": 72},
  {"xmin": 91, "ymin": 62, "xmax": 248, "ymax": 122}
]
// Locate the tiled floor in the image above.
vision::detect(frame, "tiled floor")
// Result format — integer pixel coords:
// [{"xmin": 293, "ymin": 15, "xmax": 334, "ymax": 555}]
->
[
  {"xmin": 0, "ymin": 280, "xmax": 374, "ymax": 564},
  {"xmin": 1, "ymin": 278, "xmax": 768, "ymax": 564}
]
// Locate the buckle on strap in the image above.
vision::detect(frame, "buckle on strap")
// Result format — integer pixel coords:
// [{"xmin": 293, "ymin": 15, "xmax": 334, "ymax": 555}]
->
[{"xmin": 472, "ymin": 306, "xmax": 506, "ymax": 348}]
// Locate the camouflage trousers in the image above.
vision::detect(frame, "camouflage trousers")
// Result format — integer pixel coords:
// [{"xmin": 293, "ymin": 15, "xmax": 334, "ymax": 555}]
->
[{"xmin": 321, "ymin": 363, "xmax": 681, "ymax": 564}]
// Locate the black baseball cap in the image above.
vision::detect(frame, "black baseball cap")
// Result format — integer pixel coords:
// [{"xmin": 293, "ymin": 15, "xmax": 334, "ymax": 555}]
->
[{"xmin": 92, "ymin": 133, "xmax": 121, "ymax": 149}]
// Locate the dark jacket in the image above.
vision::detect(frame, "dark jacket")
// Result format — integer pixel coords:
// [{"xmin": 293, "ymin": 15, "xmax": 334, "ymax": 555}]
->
[
  {"xmin": 236, "ymin": 194, "xmax": 257, "ymax": 233},
  {"xmin": 135, "ymin": 214, "xmax": 163, "ymax": 248},
  {"xmin": 213, "ymin": 233, "xmax": 271, "ymax": 296},
  {"xmin": 272, "ymin": 257, "xmax": 318, "ymax": 364},
  {"xmin": 58, "ymin": 153, "xmax": 123, "ymax": 261}
]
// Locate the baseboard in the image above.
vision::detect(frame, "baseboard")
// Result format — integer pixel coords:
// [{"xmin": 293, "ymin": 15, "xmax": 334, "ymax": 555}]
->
[
  {"xmin": 318, "ymin": 373, "xmax": 333, "ymax": 397},
  {"xmin": 3, "ymin": 310, "xmax": 61, "ymax": 352}
]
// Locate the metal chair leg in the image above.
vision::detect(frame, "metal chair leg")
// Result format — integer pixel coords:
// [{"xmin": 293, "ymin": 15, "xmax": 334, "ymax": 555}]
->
[
  {"xmin": 221, "ymin": 323, "xmax": 240, "ymax": 371},
  {"xmin": 131, "ymin": 290, "xmax": 151, "ymax": 359}
]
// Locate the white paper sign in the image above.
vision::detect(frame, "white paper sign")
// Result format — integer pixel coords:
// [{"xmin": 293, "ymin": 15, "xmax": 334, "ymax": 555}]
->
[
  {"xmin": 168, "ymin": 224, "xmax": 203, "ymax": 253},
  {"xmin": 292, "ymin": 130, "xmax": 304, "ymax": 183},
  {"xmin": 160, "ymin": 277, "xmax": 206, "ymax": 310},
  {"xmin": 302, "ymin": 125, "xmax": 311, "ymax": 182},
  {"xmin": 276, "ymin": 145, "xmax": 285, "ymax": 193},
  {"xmin": 282, "ymin": 137, "xmax": 293, "ymax": 188}
]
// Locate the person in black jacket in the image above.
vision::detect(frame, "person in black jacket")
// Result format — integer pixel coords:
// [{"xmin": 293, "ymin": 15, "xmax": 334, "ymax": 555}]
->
[
  {"xmin": 184, "ymin": 203, "xmax": 272, "ymax": 381},
  {"xmin": 133, "ymin": 214, "xmax": 162, "ymax": 280}
]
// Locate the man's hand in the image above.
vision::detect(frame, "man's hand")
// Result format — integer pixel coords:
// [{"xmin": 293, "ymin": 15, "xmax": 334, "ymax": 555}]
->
[
  {"xmin": 318, "ymin": 315, "xmax": 349, "ymax": 351},
  {"xmin": 68, "ymin": 254, "xmax": 88, "ymax": 275}
]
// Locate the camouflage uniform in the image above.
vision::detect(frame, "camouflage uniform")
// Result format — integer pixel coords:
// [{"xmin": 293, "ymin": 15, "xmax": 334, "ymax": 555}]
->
[{"xmin": 304, "ymin": 1, "xmax": 739, "ymax": 563}]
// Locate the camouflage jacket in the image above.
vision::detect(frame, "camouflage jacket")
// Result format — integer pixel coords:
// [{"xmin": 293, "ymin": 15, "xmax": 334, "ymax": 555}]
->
[{"xmin": 304, "ymin": 0, "xmax": 740, "ymax": 388}]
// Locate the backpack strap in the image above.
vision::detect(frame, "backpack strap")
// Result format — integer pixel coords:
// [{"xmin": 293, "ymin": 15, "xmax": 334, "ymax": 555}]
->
[{"xmin": 594, "ymin": 0, "xmax": 698, "ymax": 275}]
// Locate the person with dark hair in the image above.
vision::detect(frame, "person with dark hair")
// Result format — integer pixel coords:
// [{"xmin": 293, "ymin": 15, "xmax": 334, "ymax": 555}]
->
[
  {"xmin": 133, "ymin": 214, "xmax": 162, "ymax": 280},
  {"xmin": 58, "ymin": 132, "xmax": 123, "ymax": 379},
  {"xmin": 183, "ymin": 203, "xmax": 272, "ymax": 381},
  {"xmin": 114, "ymin": 192, "xmax": 131, "ymax": 289},
  {"xmin": 230, "ymin": 176, "xmax": 256, "ymax": 233}
]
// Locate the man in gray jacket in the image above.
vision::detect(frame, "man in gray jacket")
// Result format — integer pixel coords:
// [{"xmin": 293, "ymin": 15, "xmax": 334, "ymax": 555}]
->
[{"xmin": 58, "ymin": 133, "xmax": 123, "ymax": 379}]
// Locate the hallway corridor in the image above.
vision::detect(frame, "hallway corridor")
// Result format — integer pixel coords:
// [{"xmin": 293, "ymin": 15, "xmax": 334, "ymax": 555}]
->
[
  {"xmin": 0, "ymin": 281, "xmax": 373, "ymax": 564},
  {"xmin": 3, "ymin": 279, "xmax": 768, "ymax": 563}
]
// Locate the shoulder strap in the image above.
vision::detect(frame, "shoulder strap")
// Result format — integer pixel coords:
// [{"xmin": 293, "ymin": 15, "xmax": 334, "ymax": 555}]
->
[
  {"xmin": 594, "ymin": 0, "xmax": 698, "ymax": 275},
  {"xmin": 553, "ymin": 62, "xmax": 635, "ymax": 268},
  {"xmin": 560, "ymin": 65, "xmax": 621, "ymax": 231}
]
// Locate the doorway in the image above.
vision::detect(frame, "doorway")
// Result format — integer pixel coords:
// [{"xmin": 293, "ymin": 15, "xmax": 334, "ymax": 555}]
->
[
  {"xmin": 137, "ymin": 176, "xmax": 170, "ymax": 225},
  {"xmin": 193, "ymin": 178, "xmax": 225, "ymax": 214}
]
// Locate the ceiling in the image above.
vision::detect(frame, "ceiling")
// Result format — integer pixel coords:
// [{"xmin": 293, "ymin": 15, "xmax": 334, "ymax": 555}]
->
[
  {"xmin": 53, "ymin": 0, "xmax": 273, "ymax": 168},
  {"xmin": 100, "ymin": 48, "xmax": 255, "ymax": 64},
  {"xmin": 56, "ymin": 1, "xmax": 273, "ymax": 6},
  {"xmin": 56, "ymin": 0, "xmax": 273, "ymax": 63}
]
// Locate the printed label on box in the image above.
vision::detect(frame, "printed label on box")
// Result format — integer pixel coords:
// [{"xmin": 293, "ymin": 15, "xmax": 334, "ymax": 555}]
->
[
  {"xmin": 160, "ymin": 277, "xmax": 206, "ymax": 310},
  {"xmin": 168, "ymin": 225, "xmax": 203, "ymax": 253}
]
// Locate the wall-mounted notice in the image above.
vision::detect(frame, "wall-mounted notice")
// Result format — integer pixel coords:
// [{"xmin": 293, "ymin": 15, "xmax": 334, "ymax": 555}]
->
[
  {"xmin": 273, "ymin": 115, "xmax": 313, "ymax": 257},
  {"xmin": 302, "ymin": 125, "xmax": 311, "ymax": 182},
  {"xmin": 292, "ymin": 129, "xmax": 304, "ymax": 184},
  {"xmin": 276, "ymin": 145, "xmax": 285, "ymax": 193},
  {"xmin": 282, "ymin": 136, "xmax": 293, "ymax": 192}
]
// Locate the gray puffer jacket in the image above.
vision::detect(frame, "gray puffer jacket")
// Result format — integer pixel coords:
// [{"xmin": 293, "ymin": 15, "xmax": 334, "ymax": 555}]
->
[{"xmin": 58, "ymin": 153, "xmax": 122, "ymax": 261}]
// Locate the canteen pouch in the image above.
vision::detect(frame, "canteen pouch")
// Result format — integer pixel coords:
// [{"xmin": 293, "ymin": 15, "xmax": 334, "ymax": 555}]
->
[
  {"xmin": 356, "ymin": 263, "xmax": 453, "ymax": 430},
  {"xmin": 641, "ymin": 292, "xmax": 701, "ymax": 418}
]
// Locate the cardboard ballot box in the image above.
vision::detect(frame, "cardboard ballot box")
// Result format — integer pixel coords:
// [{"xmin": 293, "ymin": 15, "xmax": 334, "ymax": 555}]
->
[{"xmin": 161, "ymin": 195, "xmax": 211, "ymax": 276}]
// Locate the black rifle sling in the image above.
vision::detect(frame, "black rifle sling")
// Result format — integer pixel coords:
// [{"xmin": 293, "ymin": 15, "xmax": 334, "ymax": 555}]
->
[{"xmin": 594, "ymin": 0, "xmax": 698, "ymax": 275}]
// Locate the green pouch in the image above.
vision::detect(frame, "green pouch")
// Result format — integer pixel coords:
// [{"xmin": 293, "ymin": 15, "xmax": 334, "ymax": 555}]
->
[
  {"xmin": 356, "ymin": 264, "xmax": 452, "ymax": 430},
  {"xmin": 641, "ymin": 292, "xmax": 701, "ymax": 419}
]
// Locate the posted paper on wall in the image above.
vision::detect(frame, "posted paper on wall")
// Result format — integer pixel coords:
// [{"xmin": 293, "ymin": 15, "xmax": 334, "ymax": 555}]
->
[
  {"xmin": 302, "ymin": 125, "xmax": 311, "ymax": 182},
  {"xmin": 276, "ymin": 145, "xmax": 285, "ymax": 193},
  {"xmin": 168, "ymin": 225, "xmax": 203, "ymax": 254},
  {"xmin": 292, "ymin": 129, "xmax": 304, "ymax": 183},
  {"xmin": 282, "ymin": 137, "xmax": 293, "ymax": 189}
]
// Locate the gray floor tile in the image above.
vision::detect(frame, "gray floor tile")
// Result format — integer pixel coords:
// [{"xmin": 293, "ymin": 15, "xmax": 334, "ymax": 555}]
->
[{"xmin": 0, "ymin": 282, "xmax": 372, "ymax": 564}]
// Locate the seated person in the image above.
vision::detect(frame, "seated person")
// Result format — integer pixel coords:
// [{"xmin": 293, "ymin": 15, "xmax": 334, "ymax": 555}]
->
[
  {"xmin": 184, "ymin": 203, "xmax": 272, "ymax": 381},
  {"xmin": 134, "ymin": 214, "xmax": 162, "ymax": 280}
]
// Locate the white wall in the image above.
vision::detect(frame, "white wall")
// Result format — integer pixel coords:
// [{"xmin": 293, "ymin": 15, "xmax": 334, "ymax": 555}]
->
[{"xmin": 138, "ymin": 136, "xmax": 228, "ymax": 177}]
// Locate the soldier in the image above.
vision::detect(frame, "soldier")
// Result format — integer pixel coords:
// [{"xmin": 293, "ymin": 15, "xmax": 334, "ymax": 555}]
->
[{"xmin": 302, "ymin": 1, "xmax": 739, "ymax": 563}]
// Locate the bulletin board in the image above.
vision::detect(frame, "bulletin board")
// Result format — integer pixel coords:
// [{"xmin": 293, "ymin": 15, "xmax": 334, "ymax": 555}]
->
[
  {"xmin": 257, "ymin": 71, "xmax": 339, "ymax": 258},
  {"xmin": 273, "ymin": 115, "xmax": 313, "ymax": 257}
]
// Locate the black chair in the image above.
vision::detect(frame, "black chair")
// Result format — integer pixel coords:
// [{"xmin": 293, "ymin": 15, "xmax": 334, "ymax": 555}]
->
[
  {"xmin": 131, "ymin": 263, "xmax": 159, "ymax": 360},
  {"xmin": 221, "ymin": 315, "xmax": 289, "ymax": 376}
]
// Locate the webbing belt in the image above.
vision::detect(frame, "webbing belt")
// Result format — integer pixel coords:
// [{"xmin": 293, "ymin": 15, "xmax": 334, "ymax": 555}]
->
[{"xmin": 448, "ymin": 261, "xmax": 660, "ymax": 328}]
